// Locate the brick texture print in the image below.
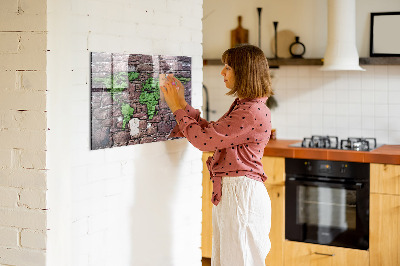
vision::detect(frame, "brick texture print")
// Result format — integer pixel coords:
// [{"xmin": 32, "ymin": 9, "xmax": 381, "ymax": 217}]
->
[{"xmin": 90, "ymin": 52, "xmax": 192, "ymax": 150}]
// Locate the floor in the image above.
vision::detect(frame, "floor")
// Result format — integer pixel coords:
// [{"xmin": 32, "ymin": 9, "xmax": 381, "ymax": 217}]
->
[{"xmin": 202, "ymin": 257, "xmax": 211, "ymax": 266}]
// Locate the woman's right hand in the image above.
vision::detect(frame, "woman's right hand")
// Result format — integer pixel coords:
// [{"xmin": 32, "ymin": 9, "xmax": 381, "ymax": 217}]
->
[
  {"xmin": 168, "ymin": 75, "xmax": 187, "ymax": 108},
  {"xmin": 161, "ymin": 76, "xmax": 184, "ymax": 113}
]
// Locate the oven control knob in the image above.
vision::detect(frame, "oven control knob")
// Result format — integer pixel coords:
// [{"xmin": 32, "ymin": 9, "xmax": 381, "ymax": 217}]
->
[
  {"xmin": 304, "ymin": 161, "xmax": 312, "ymax": 171},
  {"xmin": 340, "ymin": 164, "xmax": 347, "ymax": 174}
]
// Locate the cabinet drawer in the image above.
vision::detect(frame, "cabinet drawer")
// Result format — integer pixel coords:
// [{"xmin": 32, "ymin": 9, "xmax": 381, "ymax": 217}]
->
[{"xmin": 284, "ymin": 241, "xmax": 369, "ymax": 266}]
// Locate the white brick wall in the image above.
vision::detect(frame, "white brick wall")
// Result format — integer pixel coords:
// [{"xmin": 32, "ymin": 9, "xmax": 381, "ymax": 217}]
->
[
  {"xmin": 47, "ymin": 1, "xmax": 203, "ymax": 266},
  {"xmin": 0, "ymin": 187, "xmax": 19, "ymax": 208},
  {"xmin": 0, "ymin": 0, "xmax": 48, "ymax": 265},
  {"xmin": 2, "ymin": 0, "xmax": 203, "ymax": 263},
  {"xmin": 21, "ymin": 229, "xmax": 47, "ymax": 250},
  {"xmin": 0, "ymin": 248, "xmax": 46, "ymax": 266},
  {"xmin": 0, "ymin": 227, "xmax": 19, "ymax": 247}
]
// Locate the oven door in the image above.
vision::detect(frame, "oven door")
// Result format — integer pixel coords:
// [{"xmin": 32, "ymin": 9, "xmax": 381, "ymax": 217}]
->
[{"xmin": 285, "ymin": 177, "xmax": 369, "ymax": 250}]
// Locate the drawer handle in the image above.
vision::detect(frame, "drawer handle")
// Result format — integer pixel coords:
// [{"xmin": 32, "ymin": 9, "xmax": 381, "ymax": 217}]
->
[{"xmin": 314, "ymin": 252, "xmax": 335, "ymax": 257}]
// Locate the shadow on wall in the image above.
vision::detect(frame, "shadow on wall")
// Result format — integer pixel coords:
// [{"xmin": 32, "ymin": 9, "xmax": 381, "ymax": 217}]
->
[{"xmin": 130, "ymin": 139, "xmax": 189, "ymax": 265}]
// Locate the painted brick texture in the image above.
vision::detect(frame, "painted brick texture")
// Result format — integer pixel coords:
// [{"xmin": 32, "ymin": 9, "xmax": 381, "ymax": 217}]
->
[
  {"xmin": 0, "ymin": 0, "xmax": 48, "ymax": 265},
  {"xmin": 90, "ymin": 53, "xmax": 192, "ymax": 149}
]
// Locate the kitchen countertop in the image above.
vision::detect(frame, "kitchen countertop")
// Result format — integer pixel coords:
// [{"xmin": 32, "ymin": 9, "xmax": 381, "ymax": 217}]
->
[{"xmin": 263, "ymin": 139, "xmax": 400, "ymax": 165}]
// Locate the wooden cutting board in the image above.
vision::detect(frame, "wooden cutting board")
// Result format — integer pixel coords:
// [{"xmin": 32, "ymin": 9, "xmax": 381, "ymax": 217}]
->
[{"xmin": 231, "ymin": 16, "xmax": 249, "ymax": 48}]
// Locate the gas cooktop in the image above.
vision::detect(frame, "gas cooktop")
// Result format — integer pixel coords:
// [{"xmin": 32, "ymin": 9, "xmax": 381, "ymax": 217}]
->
[{"xmin": 289, "ymin": 135, "xmax": 382, "ymax": 151}]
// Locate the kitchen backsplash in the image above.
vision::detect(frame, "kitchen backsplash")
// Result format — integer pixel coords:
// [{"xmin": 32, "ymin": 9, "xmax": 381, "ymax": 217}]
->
[{"xmin": 203, "ymin": 65, "xmax": 400, "ymax": 144}]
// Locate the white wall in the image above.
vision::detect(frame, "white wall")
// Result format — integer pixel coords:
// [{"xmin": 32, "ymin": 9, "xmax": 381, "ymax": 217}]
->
[
  {"xmin": 271, "ymin": 65, "xmax": 400, "ymax": 144},
  {"xmin": 203, "ymin": 0, "xmax": 400, "ymax": 145},
  {"xmin": 47, "ymin": 0, "xmax": 203, "ymax": 266},
  {"xmin": 204, "ymin": 0, "xmax": 326, "ymax": 59},
  {"xmin": 203, "ymin": 0, "xmax": 400, "ymax": 58},
  {"xmin": 0, "ymin": 0, "xmax": 48, "ymax": 265}
]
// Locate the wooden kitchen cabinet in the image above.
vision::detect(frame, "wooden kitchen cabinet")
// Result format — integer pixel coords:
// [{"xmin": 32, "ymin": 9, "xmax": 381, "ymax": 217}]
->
[
  {"xmin": 370, "ymin": 163, "xmax": 400, "ymax": 266},
  {"xmin": 370, "ymin": 193, "xmax": 400, "ymax": 266},
  {"xmin": 370, "ymin": 163, "xmax": 400, "ymax": 195},
  {"xmin": 264, "ymin": 184, "xmax": 285, "ymax": 266},
  {"xmin": 201, "ymin": 154, "xmax": 286, "ymax": 266},
  {"xmin": 284, "ymin": 241, "xmax": 369, "ymax": 266},
  {"xmin": 202, "ymin": 152, "xmax": 213, "ymax": 258},
  {"xmin": 261, "ymin": 156, "xmax": 285, "ymax": 185},
  {"xmin": 262, "ymin": 156, "xmax": 285, "ymax": 266}
]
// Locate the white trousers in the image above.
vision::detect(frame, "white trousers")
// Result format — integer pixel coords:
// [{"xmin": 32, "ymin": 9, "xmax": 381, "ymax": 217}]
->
[{"xmin": 212, "ymin": 176, "xmax": 271, "ymax": 266}]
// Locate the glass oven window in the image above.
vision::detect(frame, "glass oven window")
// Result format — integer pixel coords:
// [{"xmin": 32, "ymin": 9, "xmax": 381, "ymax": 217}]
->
[{"xmin": 297, "ymin": 186, "xmax": 357, "ymax": 230}]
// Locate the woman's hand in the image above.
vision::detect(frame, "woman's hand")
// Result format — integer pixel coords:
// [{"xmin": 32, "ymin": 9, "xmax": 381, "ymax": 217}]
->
[
  {"xmin": 161, "ymin": 75, "xmax": 185, "ymax": 113},
  {"xmin": 171, "ymin": 76, "xmax": 187, "ymax": 108}
]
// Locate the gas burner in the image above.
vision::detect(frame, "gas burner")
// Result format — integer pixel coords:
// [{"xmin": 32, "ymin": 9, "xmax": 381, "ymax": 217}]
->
[
  {"xmin": 301, "ymin": 135, "xmax": 339, "ymax": 149},
  {"xmin": 340, "ymin": 137, "xmax": 377, "ymax": 151},
  {"xmin": 290, "ymin": 136, "xmax": 380, "ymax": 151}
]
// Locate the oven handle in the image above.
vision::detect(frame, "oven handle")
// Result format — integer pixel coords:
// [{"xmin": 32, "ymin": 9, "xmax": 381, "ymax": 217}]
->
[{"xmin": 286, "ymin": 177, "xmax": 364, "ymax": 189}]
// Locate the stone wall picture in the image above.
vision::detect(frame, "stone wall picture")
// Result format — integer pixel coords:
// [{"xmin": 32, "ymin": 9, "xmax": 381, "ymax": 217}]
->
[{"xmin": 90, "ymin": 52, "xmax": 191, "ymax": 150}]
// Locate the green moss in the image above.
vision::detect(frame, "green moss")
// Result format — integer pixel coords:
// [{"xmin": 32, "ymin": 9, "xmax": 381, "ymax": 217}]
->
[
  {"xmin": 93, "ymin": 71, "xmax": 189, "ymax": 127},
  {"xmin": 128, "ymin": 72, "xmax": 140, "ymax": 82},
  {"xmin": 112, "ymin": 72, "xmax": 129, "ymax": 88},
  {"xmin": 176, "ymin": 77, "xmax": 191, "ymax": 84},
  {"xmin": 93, "ymin": 72, "xmax": 129, "ymax": 101},
  {"xmin": 139, "ymin": 77, "xmax": 160, "ymax": 119},
  {"xmin": 93, "ymin": 71, "xmax": 141, "ymax": 101},
  {"xmin": 137, "ymin": 75, "xmax": 190, "ymax": 120},
  {"xmin": 121, "ymin": 103, "xmax": 134, "ymax": 129}
]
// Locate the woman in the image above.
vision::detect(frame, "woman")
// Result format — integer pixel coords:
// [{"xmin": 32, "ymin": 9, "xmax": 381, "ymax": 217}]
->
[{"xmin": 161, "ymin": 44, "xmax": 273, "ymax": 266}]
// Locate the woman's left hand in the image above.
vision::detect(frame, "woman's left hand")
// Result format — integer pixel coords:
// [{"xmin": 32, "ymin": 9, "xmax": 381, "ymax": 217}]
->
[{"xmin": 160, "ymin": 75, "xmax": 184, "ymax": 113}]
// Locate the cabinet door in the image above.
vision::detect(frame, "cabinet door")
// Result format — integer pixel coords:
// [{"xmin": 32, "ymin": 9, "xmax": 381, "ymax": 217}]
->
[
  {"xmin": 370, "ymin": 193, "xmax": 400, "ymax": 266},
  {"xmin": 264, "ymin": 184, "xmax": 284, "ymax": 266},
  {"xmin": 284, "ymin": 241, "xmax": 369, "ymax": 266},
  {"xmin": 202, "ymin": 152, "xmax": 213, "ymax": 258},
  {"xmin": 370, "ymin": 163, "xmax": 400, "ymax": 195},
  {"xmin": 261, "ymin": 156, "xmax": 285, "ymax": 185}
]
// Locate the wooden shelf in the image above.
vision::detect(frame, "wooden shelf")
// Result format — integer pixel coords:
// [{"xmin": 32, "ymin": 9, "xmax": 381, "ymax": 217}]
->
[
  {"xmin": 203, "ymin": 58, "xmax": 323, "ymax": 67},
  {"xmin": 203, "ymin": 57, "xmax": 400, "ymax": 67},
  {"xmin": 202, "ymin": 59, "xmax": 223, "ymax": 66},
  {"xmin": 359, "ymin": 57, "xmax": 400, "ymax": 65},
  {"xmin": 268, "ymin": 58, "xmax": 322, "ymax": 67}
]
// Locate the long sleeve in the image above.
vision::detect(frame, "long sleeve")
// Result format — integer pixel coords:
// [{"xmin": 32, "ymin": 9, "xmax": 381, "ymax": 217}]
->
[
  {"xmin": 173, "ymin": 105, "xmax": 258, "ymax": 152},
  {"xmin": 169, "ymin": 104, "xmax": 210, "ymax": 138}
]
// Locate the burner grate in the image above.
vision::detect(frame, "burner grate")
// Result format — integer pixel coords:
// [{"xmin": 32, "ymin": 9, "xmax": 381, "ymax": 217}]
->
[
  {"xmin": 301, "ymin": 135, "xmax": 339, "ymax": 149},
  {"xmin": 340, "ymin": 137, "xmax": 377, "ymax": 151},
  {"xmin": 296, "ymin": 136, "xmax": 378, "ymax": 151}
]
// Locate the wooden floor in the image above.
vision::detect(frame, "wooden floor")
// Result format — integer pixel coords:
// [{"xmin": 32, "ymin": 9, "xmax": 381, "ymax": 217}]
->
[{"xmin": 202, "ymin": 257, "xmax": 211, "ymax": 266}]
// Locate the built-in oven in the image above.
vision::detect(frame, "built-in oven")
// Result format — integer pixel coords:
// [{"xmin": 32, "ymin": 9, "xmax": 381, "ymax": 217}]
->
[{"xmin": 285, "ymin": 158, "xmax": 370, "ymax": 250}]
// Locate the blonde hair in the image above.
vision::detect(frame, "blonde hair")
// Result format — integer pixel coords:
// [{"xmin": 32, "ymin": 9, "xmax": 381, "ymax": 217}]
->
[{"xmin": 221, "ymin": 44, "xmax": 273, "ymax": 99}]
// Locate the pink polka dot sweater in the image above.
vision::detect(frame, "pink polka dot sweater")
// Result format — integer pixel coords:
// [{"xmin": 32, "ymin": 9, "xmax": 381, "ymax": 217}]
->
[{"xmin": 170, "ymin": 97, "xmax": 271, "ymax": 206}]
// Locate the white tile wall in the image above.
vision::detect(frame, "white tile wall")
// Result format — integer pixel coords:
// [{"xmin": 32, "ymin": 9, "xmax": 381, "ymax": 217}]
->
[
  {"xmin": 270, "ymin": 65, "xmax": 400, "ymax": 144},
  {"xmin": 203, "ymin": 65, "xmax": 400, "ymax": 144}
]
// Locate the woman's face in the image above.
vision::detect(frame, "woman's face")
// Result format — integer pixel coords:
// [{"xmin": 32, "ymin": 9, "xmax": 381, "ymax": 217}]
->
[{"xmin": 220, "ymin": 64, "xmax": 235, "ymax": 89}]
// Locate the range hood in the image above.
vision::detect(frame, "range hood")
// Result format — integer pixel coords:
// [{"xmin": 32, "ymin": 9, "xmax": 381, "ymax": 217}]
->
[{"xmin": 320, "ymin": 0, "xmax": 365, "ymax": 71}]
